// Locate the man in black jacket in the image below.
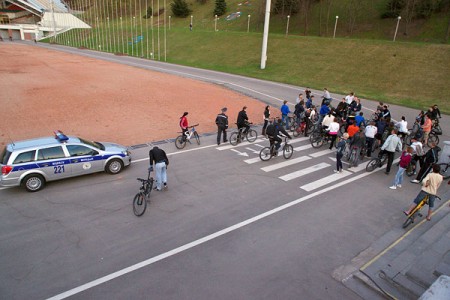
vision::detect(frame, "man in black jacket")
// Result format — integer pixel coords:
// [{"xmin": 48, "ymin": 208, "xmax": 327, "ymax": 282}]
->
[
  {"xmin": 215, "ymin": 107, "xmax": 229, "ymax": 145},
  {"xmin": 237, "ymin": 106, "xmax": 250, "ymax": 136},
  {"xmin": 266, "ymin": 118, "xmax": 292, "ymax": 153},
  {"xmin": 411, "ymin": 142, "xmax": 440, "ymax": 184},
  {"xmin": 149, "ymin": 146, "xmax": 169, "ymax": 191}
]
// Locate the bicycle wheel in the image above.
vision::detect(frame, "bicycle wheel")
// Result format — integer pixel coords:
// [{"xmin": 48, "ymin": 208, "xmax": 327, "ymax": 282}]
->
[
  {"xmin": 194, "ymin": 131, "xmax": 200, "ymax": 145},
  {"xmin": 427, "ymin": 134, "xmax": 439, "ymax": 147},
  {"xmin": 230, "ymin": 132, "xmax": 240, "ymax": 146},
  {"xmin": 133, "ymin": 193, "xmax": 147, "ymax": 217},
  {"xmin": 259, "ymin": 147, "xmax": 272, "ymax": 161},
  {"xmin": 437, "ymin": 163, "xmax": 450, "ymax": 179},
  {"xmin": 283, "ymin": 144, "xmax": 294, "ymax": 159},
  {"xmin": 306, "ymin": 120, "xmax": 315, "ymax": 135},
  {"xmin": 402, "ymin": 216, "xmax": 414, "ymax": 229},
  {"xmin": 366, "ymin": 158, "xmax": 380, "ymax": 172},
  {"xmin": 246, "ymin": 129, "xmax": 257, "ymax": 142},
  {"xmin": 310, "ymin": 133, "xmax": 324, "ymax": 148},
  {"xmin": 349, "ymin": 149, "xmax": 358, "ymax": 167},
  {"xmin": 175, "ymin": 135, "xmax": 186, "ymax": 149}
]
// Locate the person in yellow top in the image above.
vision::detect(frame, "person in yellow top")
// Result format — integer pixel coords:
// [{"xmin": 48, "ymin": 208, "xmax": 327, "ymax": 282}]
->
[{"xmin": 404, "ymin": 164, "xmax": 443, "ymax": 221}]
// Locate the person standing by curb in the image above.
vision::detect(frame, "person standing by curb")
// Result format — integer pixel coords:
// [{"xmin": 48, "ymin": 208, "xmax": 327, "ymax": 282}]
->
[
  {"xmin": 380, "ymin": 129, "xmax": 402, "ymax": 174},
  {"xmin": 262, "ymin": 105, "xmax": 270, "ymax": 136},
  {"xmin": 216, "ymin": 107, "xmax": 228, "ymax": 145},
  {"xmin": 334, "ymin": 133, "xmax": 349, "ymax": 173},
  {"xmin": 149, "ymin": 146, "xmax": 169, "ymax": 191}
]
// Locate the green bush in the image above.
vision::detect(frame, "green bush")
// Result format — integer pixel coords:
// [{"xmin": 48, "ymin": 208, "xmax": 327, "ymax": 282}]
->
[
  {"xmin": 171, "ymin": 0, "xmax": 192, "ymax": 18},
  {"xmin": 213, "ymin": 0, "xmax": 227, "ymax": 17}
]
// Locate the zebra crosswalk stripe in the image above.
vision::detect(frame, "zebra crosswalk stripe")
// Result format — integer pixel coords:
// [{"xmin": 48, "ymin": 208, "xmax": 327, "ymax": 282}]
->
[
  {"xmin": 279, "ymin": 162, "xmax": 330, "ymax": 181},
  {"xmin": 300, "ymin": 170, "xmax": 353, "ymax": 191},
  {"xmin": 261, "ymin": 156, "xmax": 311, "ymax": 172}
]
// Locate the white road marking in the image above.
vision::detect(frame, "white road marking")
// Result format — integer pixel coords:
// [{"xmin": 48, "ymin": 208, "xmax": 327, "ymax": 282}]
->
[
  {"xmin": 279, "ymin": 163, "xmax": 330, "ymax": 181},
  {"xmin": 309, "ymin": 149, "xmax": 334, "ymax": 158},
  {"xmin": 244, "ymin": 156, "xmax": 264, "ymax": 164},
  {"xmin": 216, "ymin": 139, "xmax": 265, "ymax": 151},
  {"xmin": 293, "ymin": 144, "xmax": 312, "ymax": 152},
  {"xmin": 261, "ymin": 156, "xmax": 311, "ymax": 172},
  {"xmin": 300, "ymin": 170, "xmax": 353, "ymax": 191},
  {"xmin": 46, "ymin": 166, "xmax": 386, "ymax": 300},
  {"xmin": 230, "ymin": 149, "xmax": 249, "ymax": 157}
]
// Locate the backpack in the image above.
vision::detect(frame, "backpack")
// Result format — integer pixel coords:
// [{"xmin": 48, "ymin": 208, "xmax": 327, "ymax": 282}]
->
[{"xmin": 266, "ymin": 124, "xmax": 276, "ymax": 136}]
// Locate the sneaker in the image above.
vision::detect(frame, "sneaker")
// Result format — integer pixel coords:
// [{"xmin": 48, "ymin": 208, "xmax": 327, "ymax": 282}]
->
[
  {"xmin": 153, "ymin": 186, "xmax": 161, "ymax": 191},
  {"xmin": 397, "ymin": 184, "xmax": 402, "ymax": 188},
  {"xmin": 224, "ymin": 140, "xmax": 228, "ymax": 143},
  {"xmin": 389, "ymin": 186, "xmax": 397, "ymax": 190},
  {"xmin": 411, "ymin": 179, "xmax": 420, "ymax": 184},
  {"xmin": 333, "ymin": 169, "xmax": 339, "ymax": 173},
  {"xmin": 164, "ymin": 183, "xmax": 168, "ymax": 189},
  {"xmin": 385, "ymin": 171, "xmax": 390, "ymax": 175}
]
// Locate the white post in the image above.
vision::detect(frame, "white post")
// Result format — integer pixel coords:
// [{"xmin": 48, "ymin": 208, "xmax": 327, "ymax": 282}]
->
[
  {"xmin": 393, "ymin": 16, "xmax": 401, "ymax": 42},
  {"xmin": 247, "ymin": 15, "xmax": 250, "ymax": 33},
  {"xmin": 215, "ymin": 15, "xmax": 217, "ymax": 31},
  {"xmin": 333, "ymin": 16, "xmax": 339, "ymax": 38},
  {"xmin": 146, "ymin": 0, "xmax": 149, "ymax": 58},
  {"xmin": 157, "ymin": 0, "xmax": 160, "ymax": 60},
  {"xmin": 190, "ymin": 15, "xmax": 193, "ymax": 27},
  {"xmin": 51, "ymin": 0, "xmax": 56, "ymax": 42},
  {"xmin": 286, "ymin": 15, "xmax": 290, "ymax": 37},
  {"xmin": 169, "ymin": 15, "xmax": 171, "ymax": 30},
  {"xmin": 260, "ymin": 0, "xmax": 271, "ymax": 69}
]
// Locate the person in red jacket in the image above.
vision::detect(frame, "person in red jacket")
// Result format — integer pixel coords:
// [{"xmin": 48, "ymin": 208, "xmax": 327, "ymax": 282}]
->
[
  {"xmin": 389, "ymin": 146, "xmax": 413, "ymax": 189},
  {"xmin": 180, "ymin": 112, "xmax": 189, "ymax": 141}
]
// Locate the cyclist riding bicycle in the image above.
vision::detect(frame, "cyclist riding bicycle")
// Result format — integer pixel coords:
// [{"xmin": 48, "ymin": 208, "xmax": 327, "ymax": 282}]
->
[
  {"xmin": 237, "ymin": 106, "xmax": 250, "ymax": 136},
  {"xmin": 180, "ymin": 112, "xmax": 189, "ymax": 141},
  {"xmin": 266, "ymin": 118, "xmax": 292, "ymax": 154},
  {"xmin": 404, "ymin": 164, "xmax": 443, "ymax": 221}
]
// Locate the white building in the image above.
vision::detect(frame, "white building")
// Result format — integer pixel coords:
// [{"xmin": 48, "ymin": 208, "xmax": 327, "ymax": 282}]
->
[{"xmin": 0, "ymin": 0, "xmax": 90, "ymax": 41}]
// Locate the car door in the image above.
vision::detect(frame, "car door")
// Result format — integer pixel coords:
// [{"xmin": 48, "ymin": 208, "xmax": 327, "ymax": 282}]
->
[
  {"xmin": 65, "ymin": 144, "xmax": 102, "ymax": 176},
  {"xmin": 36, "ymin": 146, "xmax": 71, "ymax": 180}
]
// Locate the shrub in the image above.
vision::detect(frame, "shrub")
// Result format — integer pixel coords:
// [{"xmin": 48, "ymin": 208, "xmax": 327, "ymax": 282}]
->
[{"xmin": 171, "ymin": 0, "xmax": 192, "ymax": 18}]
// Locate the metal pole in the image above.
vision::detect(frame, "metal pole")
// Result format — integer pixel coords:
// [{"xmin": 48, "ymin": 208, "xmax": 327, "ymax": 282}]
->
[
  {"xmin": 215, "ymin": 15, "xmax": 217, "ymax": 31},
  {"xmin": 247, "ymin": 14, "xmax": 250, "ymax": 33},
  {"xmin": 140, "ymin": 0, "xmax": 144, "ymax": 57},
  {"xmin": 112, "ymin": 0, "xmax": 117, "ymax": 52},
  {"xmin": 130, "ymin": 0, "xmax": 134, "ymax": 56},
  {"xmin": 393, "ymin": 16, "xmax": 401, "ymax": 42},
  {"xmin": 157, "ymin": 0, "xmax": 160, "ymax": 60},
  {"xmin": 286, "ymin": 15, "xmax": 290, "ymax": 37},
  {"xmin": 260, "ymin": 0, "xmax": 271, "ymax": 69},
  {"xmin": 333, "ymin": 16, "xmax": 339, "ymax": 38},
  {"xmin": 151, "ymin": 0, "xmax": 154, "ymax": 59},
  {"xmin": 169, "ymin": 15, "xmax": 171, "ymax": 30},
  {"xmin": 146, "ymin": 0, "xmax": 149, "ymax": 58},
  {"xmin": 119, "ymin": 0, "xmax": 124, "ymax": 54}
]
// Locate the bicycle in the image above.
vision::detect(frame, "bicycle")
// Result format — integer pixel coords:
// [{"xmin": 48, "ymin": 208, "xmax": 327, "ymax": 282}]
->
[
  {"xmin": 402, "ymin": 195, "xmax": 441, "ymax": 228},
  {"xmin": 230, "ymin": 122, "xmax": 257, "ymax": 146},
  {"xmin": 309, "ymin": 127, "xmax": 333, "ymax": 148},
  {"xmin": 405, "ymin": 156, "xmax": 420, "ymax": 177},
  {"xmin": 133, "ymin": 169, "xmax": 154, "ymax": 217},
  {"xmin": 365, "ymin": 151, "xmax": 389, "ymax": 172},
  {"xmin": 175, "ymin": 124, "xmax": 200, "ymax": 149},
  {"xmin": 437, "ymin": 156, "xmax": 450, "ymax": 180},
  {"xmin": 259, "ymin": 136, "xmax": 294, "ymax": 161}
]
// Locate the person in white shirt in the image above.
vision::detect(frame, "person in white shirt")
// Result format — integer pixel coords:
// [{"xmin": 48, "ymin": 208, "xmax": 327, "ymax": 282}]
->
[
  {"xmin": 322, "ymin": 113, "xmax": 334, "ymax": 129},
  {"xmin": 364, "ymin": 121, "xmax": 378, "ymax": 157},
  {"xmin": 322, "ymin": 88, "xmax": 331, "ymax": 104},
  {"xmin": 345, "ymin": 92, "xmax": 354, "ymax": 105},
  {"xmin": 327, "ymin": 117, "xmax": 340, "ymax": 149},
  {"xmin": 410, "ymin": 137, "xmax": 424, "ymax": 173},
  {"xmin": 395, "ymin": 116, "xmax": 408, "ymax": 139}
]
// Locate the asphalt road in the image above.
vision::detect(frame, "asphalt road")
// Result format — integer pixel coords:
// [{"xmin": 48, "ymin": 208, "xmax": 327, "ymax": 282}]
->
[{"xmin": 1, "ymin": 43, "xmax": 449, "ymax": 300}]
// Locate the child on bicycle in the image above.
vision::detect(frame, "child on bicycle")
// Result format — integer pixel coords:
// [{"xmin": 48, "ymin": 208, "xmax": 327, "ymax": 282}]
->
[{"xmin": 403, "ymin": 164, "xmax": 443, "ymax": 221}]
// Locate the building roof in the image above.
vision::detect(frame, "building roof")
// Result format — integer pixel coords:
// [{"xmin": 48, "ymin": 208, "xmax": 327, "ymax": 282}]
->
[{"xmin": 7, "ymin": 0, "xmax": 68, "ymax": 14}]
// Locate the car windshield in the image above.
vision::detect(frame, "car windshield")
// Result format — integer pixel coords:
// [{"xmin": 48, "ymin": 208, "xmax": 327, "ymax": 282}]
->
[{"xmin": 79, "ymin": 138, "xmax": 105, "ymax": 150}]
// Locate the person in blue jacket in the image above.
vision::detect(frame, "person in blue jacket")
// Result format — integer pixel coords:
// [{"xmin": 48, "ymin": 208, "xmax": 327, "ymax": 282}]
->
[{"xmin": 280, "ymin": 100, "xmax": 291, "ymax": 126}]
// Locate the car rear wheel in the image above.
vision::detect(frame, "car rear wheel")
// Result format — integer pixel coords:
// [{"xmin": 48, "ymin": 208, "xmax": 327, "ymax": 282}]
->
[
  {"xmin": 23, "ymin": 174, "xmax": 45, "ymax": 192},
  {"xmin": 106, "ymin": 159, "xmax": 124, "ymax": 174}
]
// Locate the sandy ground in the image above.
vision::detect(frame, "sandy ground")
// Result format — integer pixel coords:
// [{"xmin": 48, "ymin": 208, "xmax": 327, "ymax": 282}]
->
[{"xmin": 0, "ymin": 43, "xmax": 270, "ymax": 148}]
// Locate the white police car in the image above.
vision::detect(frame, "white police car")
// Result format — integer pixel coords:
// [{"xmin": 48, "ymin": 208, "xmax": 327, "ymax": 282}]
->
[{"xmin": 0, "ymin": 131, "xmax": 131, "ymax": 192}]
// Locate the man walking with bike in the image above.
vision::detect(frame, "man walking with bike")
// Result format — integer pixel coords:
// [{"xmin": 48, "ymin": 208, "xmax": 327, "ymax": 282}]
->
[
  {"xmin": 380, "ymin": 129, "xmax": 402, "ymax": 174},
  {"xmin": 216, "ymin": 107, "xmax": 228, "ymax": 145},
  {"xmin": 411, "ymin": 142, "xmax": 440, "ymax": 184},
  {"xmin": 404, "ymin": 164, "xmax": 443, "ymax": 221},
  {"xmin": 149, "ymin": 146, "xmax": 169, "ymax": 191}
]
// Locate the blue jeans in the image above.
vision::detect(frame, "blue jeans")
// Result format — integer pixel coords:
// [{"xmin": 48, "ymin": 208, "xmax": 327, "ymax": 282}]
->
[
  {"xmin": 155, "ymin": 162, "xmax": 167, "ymax": 190},
  {"xmin": 393, "ymin": 166, "xmax": 406, "ymax": 186}
]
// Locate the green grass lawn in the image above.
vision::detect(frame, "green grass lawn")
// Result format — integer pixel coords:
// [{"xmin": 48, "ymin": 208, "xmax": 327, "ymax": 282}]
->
[{"xmin": 47, "ymin": 0, "xmax": 450, "ymax": 114}]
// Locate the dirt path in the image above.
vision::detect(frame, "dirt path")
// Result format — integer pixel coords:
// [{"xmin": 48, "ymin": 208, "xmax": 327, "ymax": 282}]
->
[{"xmin": 0, "ymin": 43, "xmax": 270, "ymax": 147}]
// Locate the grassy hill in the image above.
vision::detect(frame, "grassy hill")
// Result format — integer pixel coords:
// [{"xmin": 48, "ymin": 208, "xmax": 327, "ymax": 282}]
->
[{"xmin": 52, "ymin": 0, "xmax": 450, "ymax": 113}]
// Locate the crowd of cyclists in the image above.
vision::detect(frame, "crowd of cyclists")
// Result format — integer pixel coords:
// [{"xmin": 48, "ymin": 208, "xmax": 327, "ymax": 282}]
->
[{"xmin": 177, "ymin": 88, "xmax": 446, "ymax": 221}]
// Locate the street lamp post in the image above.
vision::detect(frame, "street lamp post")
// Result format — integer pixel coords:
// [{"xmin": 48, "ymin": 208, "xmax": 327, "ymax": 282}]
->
[
  {"xmin": 333, "ymin": 16, "xmax": 339, "ymax": 38},
  {"xmin": 247, "ymin": 15, "xmax": 250, "ymax": 33},
  {"xmin": 393, "ymin": 16, "xmax": 401, "ymax": 42},
  {"xmin": 169, "ymin": 15, "xmax": 171, "ymax": 30},
  {"xmin": 286, "ymin": 15, "xmax": 290, "ymax": 37},
  {"xmin": 260, "ymin": 0, "xmax": 271, "ymax": 69}
]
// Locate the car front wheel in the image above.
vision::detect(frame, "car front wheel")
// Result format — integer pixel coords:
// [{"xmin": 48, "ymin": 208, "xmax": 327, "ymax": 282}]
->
[{"xmin": 106, "ymin": 159, "xmax": 124, "ymax": 174}]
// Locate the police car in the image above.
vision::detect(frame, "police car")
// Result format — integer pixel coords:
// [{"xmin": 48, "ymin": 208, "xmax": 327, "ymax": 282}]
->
[{"xmin": 0, "ymin": 131, "xmax": 132, "ymax": 192}]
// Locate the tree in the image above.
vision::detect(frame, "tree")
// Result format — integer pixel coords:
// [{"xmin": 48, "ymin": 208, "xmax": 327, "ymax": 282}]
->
[
  {"xmin": 274, "ymin": 0, "xmax": 300, "ymax": 16},
  {"xmin": 143, "ymin": 6, "xmax": 153, "ymax": 19},
  {"xmin": 214, "ymin": 0, "xmax": 227, "ymax": 17},
  {"xmin": 171, "ymin": 0, "xmax": 191, "ymax": 18}
]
